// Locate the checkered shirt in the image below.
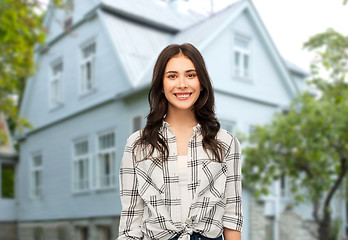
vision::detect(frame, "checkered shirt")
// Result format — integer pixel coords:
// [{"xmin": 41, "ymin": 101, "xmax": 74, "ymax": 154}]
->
[{"xmin": 118, "ymin": 121, "xmax": 243, "ymax": 240}]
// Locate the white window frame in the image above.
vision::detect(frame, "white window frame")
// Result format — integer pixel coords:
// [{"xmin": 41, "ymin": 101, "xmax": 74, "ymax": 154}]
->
[
  {"xmin": 50, "ymin": 60, "xmax": 63, "ymax": 108},
  {"xmin": 233, "ymin": 35, "xmax": 251, "ymax": 79},
  {"xmin": 30, "ymin": 153, "xmax": 43, "ymax": 199},
  {"xmin": 79, "ymin": 40, "xmax": 96, "ymax": 95},
  {"xmin": 96, "ymin": 130, "xmax": 116, "ymax": 190},
  {"xmin": 72, "ymin": 139, "xmax": 90, "ymax": 193}
]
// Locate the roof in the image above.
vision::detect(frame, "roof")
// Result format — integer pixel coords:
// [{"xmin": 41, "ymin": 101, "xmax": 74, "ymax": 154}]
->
[
  {"xmin": 169, "ymin": 1, "xmax": 244, "ymax": 47},
  {"xmin": 101, "ymin": 11, "xmax": 172, "ymax": 87},
  {"xmin": 284, "ymin": 59, "xmax": 310, "ymax": 77},
  {"xmin": 132, "ymin": 0, "xmax": 300, "ymax": 97},
  {"xmin": 100, "ymin": 0, "xmax": 204, "ymax": 32}
]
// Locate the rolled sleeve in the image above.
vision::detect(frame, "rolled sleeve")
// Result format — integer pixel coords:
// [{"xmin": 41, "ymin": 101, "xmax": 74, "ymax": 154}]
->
[
  {"xmin": 117, "ymin": 135, "xmax": 144, "ymax": 240},
  {"xmin": 222, "ymin": 136, "xmax": 243, "ymax": 232}
]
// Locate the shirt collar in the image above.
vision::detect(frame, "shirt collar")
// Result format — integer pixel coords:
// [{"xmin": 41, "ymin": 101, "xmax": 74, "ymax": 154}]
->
[{"xmin": 161, "ymin": 120, "xmax": 202, "ymax": 134}]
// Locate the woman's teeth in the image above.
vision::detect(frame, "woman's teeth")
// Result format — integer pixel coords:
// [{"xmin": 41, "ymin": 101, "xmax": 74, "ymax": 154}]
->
[{"xmin": 176, "ymin": 94, "xmax": 190, "ymax": 98}]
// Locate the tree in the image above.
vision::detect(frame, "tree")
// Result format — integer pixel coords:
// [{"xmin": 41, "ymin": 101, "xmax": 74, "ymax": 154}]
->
[
  {"xmin": 0, "ymin": 0, "xmax": 48, "ymax": 146},
  {"xmin": 0, "ymin": 0, "xmax": 67, "ymax": 146},
  {"xmin": 242, "ymin": 28, "xmax": 348, "ymax": 240}
]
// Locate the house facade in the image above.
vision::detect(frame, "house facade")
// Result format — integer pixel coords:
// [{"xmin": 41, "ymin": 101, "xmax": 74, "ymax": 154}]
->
[
  {"xmin": 0, "ymin": 113, "xmax": 18, "ymax": 240},
  {"xmin": 1, "ymin": 0, "xmax": 344, "ymax": 239}
]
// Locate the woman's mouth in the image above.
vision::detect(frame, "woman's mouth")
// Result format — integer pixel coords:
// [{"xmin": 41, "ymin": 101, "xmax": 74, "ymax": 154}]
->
[{"xmin": 174, "ymin": 93, "xmax": 192, "ymax": 100}]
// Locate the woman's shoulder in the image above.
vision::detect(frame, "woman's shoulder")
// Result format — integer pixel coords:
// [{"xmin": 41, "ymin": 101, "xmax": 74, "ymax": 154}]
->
[
  {"xmin": 125, "ymin": 129, "xmax": 143, "ymax": 146},
  {"xmin": 217, "ymin": 127, "xmax": 240, "ymax": 145}
]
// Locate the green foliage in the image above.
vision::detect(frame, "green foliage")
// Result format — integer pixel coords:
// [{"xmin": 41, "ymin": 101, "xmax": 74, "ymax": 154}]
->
[
  {"xmin": 329, "ymin": 218, "xmax": 342, "ymax": 240},
  {"xmin": 1, "ymin": 165, "xmax": 15, "ymax": 198},
  {"xmin": 0, "ymin": 0, "xmax": 44, "ymax": 145},
  {"xmin": 243, "ymin": 29, "xmax": 348, "ymax": 240}
]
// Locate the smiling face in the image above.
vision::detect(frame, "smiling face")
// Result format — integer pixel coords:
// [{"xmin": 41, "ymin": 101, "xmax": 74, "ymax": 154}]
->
[{"xmin": 163, "ymin": 54, "xmax": 201, "ymax": 114}]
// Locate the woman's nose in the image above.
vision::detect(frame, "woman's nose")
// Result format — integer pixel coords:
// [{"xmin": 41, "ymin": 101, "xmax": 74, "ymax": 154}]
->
[{"xmin": 177, "ymin": 76, "xmax": 187, "ymax": 88}]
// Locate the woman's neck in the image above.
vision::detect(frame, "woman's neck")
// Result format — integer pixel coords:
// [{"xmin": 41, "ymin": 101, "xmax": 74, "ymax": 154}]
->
[{"xmin": 164, "ymin": 108, "xmax": 198, "ymax": 129}]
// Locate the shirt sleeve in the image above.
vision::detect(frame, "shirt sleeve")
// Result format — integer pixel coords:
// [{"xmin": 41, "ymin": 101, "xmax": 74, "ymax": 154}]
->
[
  {"xmin": 117, "ymin": 135, "xmax": 144, "ymax": 240},
  {"xmin": 222, "ymin": 136, "xmax": 243, "ymax": 232}
]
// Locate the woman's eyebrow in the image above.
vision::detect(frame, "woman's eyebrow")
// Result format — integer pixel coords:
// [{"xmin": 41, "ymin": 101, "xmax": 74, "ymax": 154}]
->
[
  {"xmin": 164, "ymin": 69, "xmax": 196, "ymax": 75},
  {"xmin": 164, "ymin": 70, "xmax": 177, "ymax": 74}
]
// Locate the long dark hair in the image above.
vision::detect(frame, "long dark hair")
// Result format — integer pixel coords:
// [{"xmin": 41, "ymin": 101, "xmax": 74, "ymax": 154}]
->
[{"xmin": 134, "ymin": 43, "xmax": 224, "ymax": 162}]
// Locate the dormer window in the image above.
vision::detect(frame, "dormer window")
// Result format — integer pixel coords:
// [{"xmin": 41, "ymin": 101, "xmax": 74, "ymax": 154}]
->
[
  {"xmin": 50, "ymin": 60, "xmax": 63, "ymax": 108},
  {"xmin": 80, "ymin": 41, "xmax": 96, "ymax": 95},
  {"xmin": 233, "ymin": 35, "xmax": 251, "ymax": 79}
]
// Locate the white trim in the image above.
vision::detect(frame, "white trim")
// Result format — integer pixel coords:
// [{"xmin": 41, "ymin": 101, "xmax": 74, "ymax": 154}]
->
[
  {"xmin": 29, "ymin": 152, "xmax": 43, "ymax": 200},
  {"xmin": 72, "ymin": 138, "xmax": 91, "ymax": 194},
  {"xmin": 232, "ymin": 34, "xmax": 252, "ymax": 80},
  {"xmin": 79, "ymin": 38, "xmax": 97, "ymax": 96},
  {"xmin": 49, "ymin": 58, "xmax": 64, "ymax": 110},
  {"xmin": 95, "ymin": 129, "xmax": 117, "ymax": 190}
]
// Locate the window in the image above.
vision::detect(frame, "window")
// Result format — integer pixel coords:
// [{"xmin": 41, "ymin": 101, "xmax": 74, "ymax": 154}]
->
[
  {"xmin": 249, "ymin": 125, "xmax": 256, "ymax": 135},
  {"xmin": 33, "ymin": 228, "xmax": 44, "ymax": 240},
  {"xmin": 133, "ymin": 116, "xmax": 142, "ymax": 133},
  {"xmin": 97, "ymin": 132, "xmax": 116, "ymax": 189},
  {"xmin": 80, "ymin": 41, "xmax": 96, "ymax": 95},
  {"xmin": 77, "ymin": 227, "xmax": 89, "ymax": 240},
  {"xmin": 50, "ymin": 61, "xmax": 63, "ymax": 107},
  {"xmin": 31, "ymin": 154, "xmax": 43, "ymax": 199},
  {"xmin": 233, "ymin": 36, "xmax": 251, "ymax": 79},
  {"xmin": 280, "ymin": 174, "xmax": 290, "ymax": 197},
  {"xmin": 1, "ymin": 163, "xmax": 15, "ymax": 199},
  {"xmin": 73, "ymin": 140, "xmax": 89, "ymax": 192},
  {"xmin": 97, "ymin": 226, "xmax": 112, "ymax": 240},
  {"xmin": 57, "ymin": 227, "xmax": 67, "ymax": 240},
  {"xmin": 220, "ymin": 120, "xmax": 236, "ymax": 134}
]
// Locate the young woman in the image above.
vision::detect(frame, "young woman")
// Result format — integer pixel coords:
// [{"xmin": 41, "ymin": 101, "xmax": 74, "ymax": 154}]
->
[{"xmin": 118, "ymin": 43, "xmax": 243, "ymax": 240}]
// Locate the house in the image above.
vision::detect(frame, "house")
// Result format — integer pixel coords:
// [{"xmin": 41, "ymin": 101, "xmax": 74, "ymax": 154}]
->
[
  {"xmin": 4, "ymin": 0, "xmax": 344, "ymax": 239},
  {"xmin": 0, "ymin": 113, "xmax": 18, "ymax": 240}
]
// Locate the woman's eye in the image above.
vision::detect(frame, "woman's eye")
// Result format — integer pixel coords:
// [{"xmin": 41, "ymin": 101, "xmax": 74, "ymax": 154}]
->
[
  {"xmin": 168, "ymin": 75, "xmax": 176, "ymax": 79},
  {"xmin": 188, "ymin": 73, "xmax": 196, "ymax": 78}
]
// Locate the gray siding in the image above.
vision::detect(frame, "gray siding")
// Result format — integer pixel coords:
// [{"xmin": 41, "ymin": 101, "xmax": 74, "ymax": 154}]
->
[
  {"xmin": 21, "ymin": 16, "xmax": 130, "ymax": 134},
  {"xmin": 18, "ymin": 91, "xmax": 148, "ymax": 221}
]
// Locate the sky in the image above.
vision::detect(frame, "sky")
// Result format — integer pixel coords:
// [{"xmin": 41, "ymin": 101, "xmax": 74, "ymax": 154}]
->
[
  {"xmin": 39, "ymin": 0, "xmax": 348, "ymax": 72},
  {"xmin": 188, "ymin": 0, "xmax": 348, "ymax": 72}
]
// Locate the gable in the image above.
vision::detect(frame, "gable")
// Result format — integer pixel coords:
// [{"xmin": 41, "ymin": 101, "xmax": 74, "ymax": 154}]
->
[
  {"xmin": 202, "ymin": 9, "xmax": 293, "ymax": 106},
  {"xmin": 44, "ymin": 0, "xmax": 99, "ymax": 43},
  {"xmin": 19, "ymin": 14, "xmax": 131, "ymax": 136},
  {"xmin": 134, "ymin": 0, "xmax": 299, "ymax": 107}
]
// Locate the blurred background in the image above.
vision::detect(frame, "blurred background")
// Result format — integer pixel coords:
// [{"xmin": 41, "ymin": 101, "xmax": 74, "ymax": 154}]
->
[{"xmin": 1, "ymin": 0, "xmax": 347, "ymax": 239}]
